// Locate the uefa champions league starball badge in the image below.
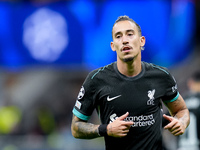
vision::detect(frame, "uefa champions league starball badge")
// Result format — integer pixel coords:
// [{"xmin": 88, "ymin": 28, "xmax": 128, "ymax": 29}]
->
[{"xmin": 77, "ymin": 86, "xmax": 85, "ymax": 100}]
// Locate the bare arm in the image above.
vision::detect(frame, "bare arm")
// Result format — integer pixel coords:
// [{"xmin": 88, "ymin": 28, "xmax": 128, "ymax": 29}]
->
[
  {"xmin": 71, "ymin": 114, "xmax": 100, "ymax": 139},
  {"xmin": 163, "ymin": 94, "xmax": 190, "ymax": 136}
]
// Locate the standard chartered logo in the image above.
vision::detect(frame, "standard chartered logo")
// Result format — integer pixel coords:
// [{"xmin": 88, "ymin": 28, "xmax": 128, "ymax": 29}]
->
[
  {"xmin": 110, "ymin": 113, "xmax": 155, "ymax": 127},
  {"xmin": 124, "ymin": 114, "xmax": 155, "ymax": 127}
]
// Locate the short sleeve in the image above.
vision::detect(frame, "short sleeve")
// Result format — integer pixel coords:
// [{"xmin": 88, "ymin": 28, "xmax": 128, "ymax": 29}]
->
[
  {"xmin": 161, "ymin": 68, "xmax": 179, "ymax": 103},
  {"xmin": 72, "ymin": 71, "xmax": 98, "ymax": 121}
]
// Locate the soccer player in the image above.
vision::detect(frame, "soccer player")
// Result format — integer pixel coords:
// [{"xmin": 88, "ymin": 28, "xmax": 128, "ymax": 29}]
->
[
  {"xmin": 71, "ymin": 15, "xmax": 190, "ymax": 150},
  {"xmin": 178, "ymin": 71, "xmax": 200, "ymax": 150}
]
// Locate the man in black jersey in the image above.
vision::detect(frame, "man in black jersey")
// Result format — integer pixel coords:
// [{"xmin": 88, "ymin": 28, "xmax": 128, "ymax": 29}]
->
[
  {"xmin": 178, "ymin": 71, "xmax": 200, "ymax": 150},
  {"xmin": 71, "ymin": 15, "xmax": 190, "ymax": 150}
]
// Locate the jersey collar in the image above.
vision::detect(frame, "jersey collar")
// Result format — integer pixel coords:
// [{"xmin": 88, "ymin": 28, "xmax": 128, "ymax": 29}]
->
[{"xmin": 113, "ymin": 61, "xmax": 145, "ymax": 81}]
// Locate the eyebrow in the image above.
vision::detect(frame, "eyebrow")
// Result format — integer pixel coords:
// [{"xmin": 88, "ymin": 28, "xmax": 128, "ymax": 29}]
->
[
  {"xmin": 126, "ymin": 29, "xmax": 134, "ymax": 33},
  {"xmin": 114, "ymin": 29, "xmax": 135, "ymax": 37}
]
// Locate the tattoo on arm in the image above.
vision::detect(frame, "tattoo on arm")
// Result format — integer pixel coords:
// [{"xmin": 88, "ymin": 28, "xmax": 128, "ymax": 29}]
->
[
  {"xmin": 71, "ymin": 115, "xmax": 100, "ymax": 139},
  {"xmin": 166, "ymin": 95, "xmax": 190, "ymax": 128},
  {"xmin": 166, "ymin": 96, "xmax": 187, "ymax": 116},
  {"xmin": 179, "ymin": 112, "xmax": 190, "ymax": 128}
]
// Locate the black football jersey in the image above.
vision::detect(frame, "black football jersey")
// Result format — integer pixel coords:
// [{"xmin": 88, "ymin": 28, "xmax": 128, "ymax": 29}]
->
[{"xmin": 73, "ymin": 61, "xmax": 179, "ymax": 150}]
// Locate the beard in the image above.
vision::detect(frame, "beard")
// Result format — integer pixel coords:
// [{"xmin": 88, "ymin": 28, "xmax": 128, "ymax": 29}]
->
[
  {"xmin": 123, "ymin": 57, "xmax": 134, "ymax": 62},
  {"xmin": 122, "ymin": 52, "xmax": 140, "ymax": 62}
]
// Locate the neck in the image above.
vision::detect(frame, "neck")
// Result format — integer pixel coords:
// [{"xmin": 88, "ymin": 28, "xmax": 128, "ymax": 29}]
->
[{"xmin": 117, "ymin": 58, "xmax": 142, "ymax": 77}]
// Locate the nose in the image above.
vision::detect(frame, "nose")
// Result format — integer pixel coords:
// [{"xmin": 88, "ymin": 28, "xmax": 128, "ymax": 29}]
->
[{"xmin": 122, "ymin": 36, "xmax": 129, "ymax": 45}]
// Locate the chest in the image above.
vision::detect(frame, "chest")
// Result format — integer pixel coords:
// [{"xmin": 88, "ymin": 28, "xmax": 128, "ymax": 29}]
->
[{"xmin": 97, "ymin": 79, "xmax": 163, "ymax": 116}]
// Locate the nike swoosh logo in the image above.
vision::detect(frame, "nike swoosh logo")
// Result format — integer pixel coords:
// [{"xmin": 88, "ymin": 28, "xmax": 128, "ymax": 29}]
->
[{"xmin": 107, "ymin": 95, "xmax": 121, "ymax": 101}]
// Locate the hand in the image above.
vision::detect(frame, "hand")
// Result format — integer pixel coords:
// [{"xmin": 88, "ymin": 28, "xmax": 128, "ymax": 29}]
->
[
  {"xmin": 107, "ymin": 112, "xmax": 134, "ymax": 138},
  {"xmin": 163, "ymin": 114, "xmax": 186, "ymax": 136}
]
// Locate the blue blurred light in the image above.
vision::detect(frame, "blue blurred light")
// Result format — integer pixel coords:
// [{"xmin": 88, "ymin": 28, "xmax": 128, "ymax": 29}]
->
[{"xmin": 0, "ymin": 0, "xmax": 195, "ymax": 70}]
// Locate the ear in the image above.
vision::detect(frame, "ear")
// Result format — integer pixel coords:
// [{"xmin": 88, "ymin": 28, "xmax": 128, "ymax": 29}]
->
[
  {"xmin": 140, "ymin": 36, "xmax": 146, "ymax": 47},
  {"xmin": 110, "ymin": 41, "xmax": 116, "ymax": 51}
]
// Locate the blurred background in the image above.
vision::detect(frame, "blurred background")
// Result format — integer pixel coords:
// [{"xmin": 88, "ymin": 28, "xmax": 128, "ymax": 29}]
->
[{"xmin": 0, "ymin": 0, "xmax": 199, "ymax": 149}]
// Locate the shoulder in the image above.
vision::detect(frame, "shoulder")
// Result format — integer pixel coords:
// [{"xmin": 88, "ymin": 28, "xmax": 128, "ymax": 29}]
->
[
  {"xmin": 88, "ymin": 62, "xmax": 115, "ymax": 80},
  {"xmin": 143, "ymin": 62, "xmax": 170, "ymax": 75},
  {"xmin": 143, "ymin": 62, "xmax": 172, "ymax": 79},
  {"xmin": 83, "ymin": 63, "xmax": 115, "ymax": 88}
]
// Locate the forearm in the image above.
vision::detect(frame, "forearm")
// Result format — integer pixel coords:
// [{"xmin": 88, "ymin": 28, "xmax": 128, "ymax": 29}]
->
[
  {"xmin": 164, "ymin": 95, "xmax": 190, "ymax": 136},
  {"xmin": 167, "ymin": 95, "xmax": 190, "ymax": 129},
  {"xmin": 71, "ymin": 113, "xmax": 134, "ymax": 139},
  {"xmin": 173, "ymin": 108, "xmax": 190, "ymax": 129},
  {"xmin": 71, "ymin": 115, "xmax": 100, "ymax": 139}
]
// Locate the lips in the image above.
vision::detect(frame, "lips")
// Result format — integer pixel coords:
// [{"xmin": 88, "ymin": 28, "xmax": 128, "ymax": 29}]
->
[{"xmin": 121, "ymin": 46, "xmax": 131, "ymax": 52}]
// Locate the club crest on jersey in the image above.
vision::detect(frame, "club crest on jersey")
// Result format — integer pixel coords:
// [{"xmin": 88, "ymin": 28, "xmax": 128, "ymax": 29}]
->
[
  {"xmin": 147, "ymin": 89, "xmax": 155, "ymax": 105},
  {"xmin": 77, "ymin": 86, "xmax": 85, "ymax": 100}
]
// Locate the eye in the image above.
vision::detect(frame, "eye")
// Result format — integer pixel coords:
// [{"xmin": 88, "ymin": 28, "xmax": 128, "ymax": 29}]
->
[
  {"xmin": 128, "ymin": 33, "xmax": 133, "ymax": 36},
  {"xmin": 116, "ymin": 35, "xmax": 121, "ymax": 39}
]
